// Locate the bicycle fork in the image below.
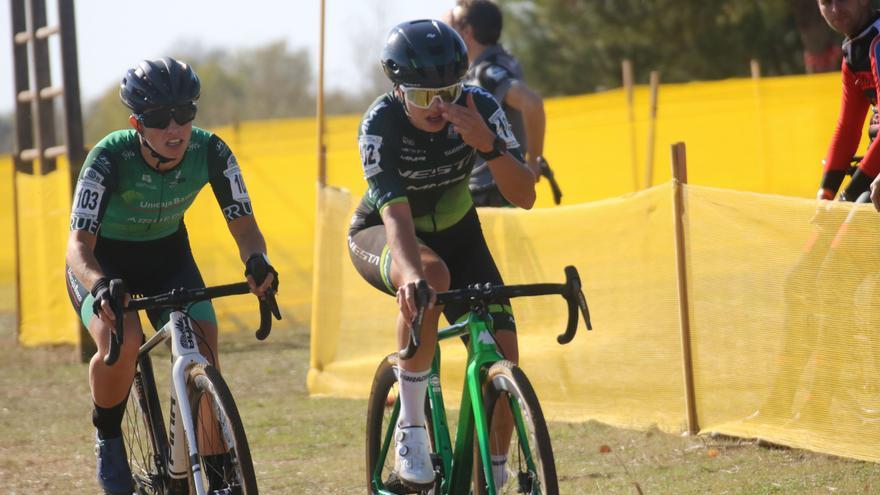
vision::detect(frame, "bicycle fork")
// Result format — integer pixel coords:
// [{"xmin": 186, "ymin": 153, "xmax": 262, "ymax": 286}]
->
[{"xmin": 166, "ymin": 311, "xmax": 212, "ymax": 495}]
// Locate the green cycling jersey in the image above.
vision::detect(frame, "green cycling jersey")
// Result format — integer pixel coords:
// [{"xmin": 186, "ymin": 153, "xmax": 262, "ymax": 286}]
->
[{"xmin": 70, "ymin": 127, "xmax": 252, "ymax": 241}]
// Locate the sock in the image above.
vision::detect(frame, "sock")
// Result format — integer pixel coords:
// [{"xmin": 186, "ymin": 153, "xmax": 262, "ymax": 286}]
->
[
  {"xmin": 397, "ymin": 367, "xmax": 430, "ymax": 428},
  {"xmin": 492, "ymin": 454, "xmax": 509, "ymax": 488},
  {"xmin": 92, "ymin": 399, "xmax": 127, "ymax": 440}
]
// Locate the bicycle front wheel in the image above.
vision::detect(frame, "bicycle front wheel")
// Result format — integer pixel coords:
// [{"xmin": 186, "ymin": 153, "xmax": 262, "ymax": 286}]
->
[
  {"xmin": 187, "ymin": 363, "xmax": 258, "ymax": 494},
  {"xmin": 124, "ymin": 353, "xmax": 170, "ymax": 494},
  {"xmin": 475, "ymin": 360, "xmax": 558, "ymax": 495}
]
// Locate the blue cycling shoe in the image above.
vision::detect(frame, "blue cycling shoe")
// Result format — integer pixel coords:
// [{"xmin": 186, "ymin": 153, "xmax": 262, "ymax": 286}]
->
[{"xmin": 95, "ymin": 432, "xmax": 134, "ymax": 495}]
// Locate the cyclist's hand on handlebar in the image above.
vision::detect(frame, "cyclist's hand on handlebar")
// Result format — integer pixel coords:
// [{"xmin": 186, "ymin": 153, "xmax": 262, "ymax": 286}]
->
[
  {"xmin": 396, "ymin": 279, "xmax": 436, "ymax": 322},
  {"xmin": 245, "ymin": 253, "xmax": 279, "ymax": 299},
  {"xmin": 91, "ymin": 277, "xmax": 129, "ymax": 322}
]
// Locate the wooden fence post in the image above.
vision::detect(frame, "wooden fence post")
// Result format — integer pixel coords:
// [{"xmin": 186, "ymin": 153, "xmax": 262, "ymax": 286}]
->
[
  {"xmin": 622, "ymin": 59, "xmax": 639, "ymax": 191},
  {"xmin": 645, "ymin": 71, "xmax": 660, "ymax": 188},
  {"xmin": 671, "ymin": 142, "xmax": 699, "ymax": 435}
]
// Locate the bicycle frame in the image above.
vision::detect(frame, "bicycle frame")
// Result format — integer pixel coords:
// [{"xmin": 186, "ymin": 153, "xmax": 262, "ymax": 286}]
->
[
  {"xmin": 372, "ymin": 306, "xmax": 522, "ymax": 495},
  {"xmin": 138, "ymin": 308, "xmax": 213, "ymax": 495}
]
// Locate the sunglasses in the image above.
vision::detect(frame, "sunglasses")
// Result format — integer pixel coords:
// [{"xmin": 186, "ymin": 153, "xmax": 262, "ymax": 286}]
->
[
  {"xmin": 139, "ymin": 102, "xmax": 198, "ymax": 129},
  {"xmin": 400, "ymin": 83, "xmax": 463, "ymax": 109}
]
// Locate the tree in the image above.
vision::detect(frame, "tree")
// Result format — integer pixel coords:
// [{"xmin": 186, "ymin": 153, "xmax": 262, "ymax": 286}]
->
[
  {"xmin": 500, "ymin": 0, "xmax": 805, "ymax": 95},
  {"xmin": 81, "ymin": 41, "xmax": 317, "ymax": 142}
]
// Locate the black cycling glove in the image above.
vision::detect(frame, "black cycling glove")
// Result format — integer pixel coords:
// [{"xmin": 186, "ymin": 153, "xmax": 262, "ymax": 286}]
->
[
  {"xmin": 245, "ymin": 253, "xmax": 279, "ymax": 291},
  {"xmin": 91, "ymin": 277, "xmax": 125, "ymax": 318}
]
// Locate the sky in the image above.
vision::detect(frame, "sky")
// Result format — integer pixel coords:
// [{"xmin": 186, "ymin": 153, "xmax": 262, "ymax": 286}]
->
[{"xmin": 0, "ymin": 0, "xmax": 452, "ymax": 113}]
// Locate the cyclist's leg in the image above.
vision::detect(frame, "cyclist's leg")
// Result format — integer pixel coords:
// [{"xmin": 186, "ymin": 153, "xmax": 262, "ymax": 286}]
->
[
  {"xmin": 67, "ymin": 265, "xmax": 145, "ymax": 412},
  {"xmin": 350, "ymin": 224, "xmax": 447, "ymax": 488},
  {"xmin": 67, "ymin": 265, "xmax": 142, "ymax": 494},
  {"xmin": 349, "ymin": 224, "xmax": 450, "ymax": 418}
]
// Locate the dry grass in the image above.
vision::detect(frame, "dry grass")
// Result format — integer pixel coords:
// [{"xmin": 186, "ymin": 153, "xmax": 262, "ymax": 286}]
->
[{"xmin": 1, "ymin": 316, "xmax": 878, "ymax": 494}]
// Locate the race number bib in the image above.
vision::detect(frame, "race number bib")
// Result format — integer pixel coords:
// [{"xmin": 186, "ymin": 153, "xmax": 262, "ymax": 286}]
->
[
  {"xmin": 222, "ymin": 154, "xmax": 250, "ymax": 203},
  {"xmin": 70, "ymin": 178, "xmax": 105, "ymax": 234},
  {"xmin": 489, "ymin": 108, "xmax": 519, "ymax": 149},
  {"xmin": 71, "ymin": 179, "xmax": 105, "ymax": 220},
  {"xmin": 359, "ymin": 135, "xmax": 383, "ymax": 178}
]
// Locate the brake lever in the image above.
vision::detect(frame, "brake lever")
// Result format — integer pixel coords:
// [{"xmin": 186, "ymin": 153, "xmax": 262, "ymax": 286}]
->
[
  {"xmin": 539, "ymin": 158, "xmax": 563, "ymax": 205},
  {"xmin": 255, "ymin": 287, "xmax": 281, "ymax": 341},
  {"xmin": 557, "ymin": 266, "xmax": 591, "ymax": 344},
  {"xmin": 399, "ymin": 280, "xmax": 430, "ymax": 360}
]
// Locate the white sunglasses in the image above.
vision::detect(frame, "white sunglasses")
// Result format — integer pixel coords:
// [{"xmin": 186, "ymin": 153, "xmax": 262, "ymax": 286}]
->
[{"xmin": 399, "ymin": 83, "xmax": 463, "ymax": 109}]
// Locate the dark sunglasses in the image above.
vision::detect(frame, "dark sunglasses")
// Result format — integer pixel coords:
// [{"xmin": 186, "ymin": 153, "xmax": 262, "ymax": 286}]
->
[{"xmin": 139, "ymin": 102, "xmax": 198, "ymax": 129}]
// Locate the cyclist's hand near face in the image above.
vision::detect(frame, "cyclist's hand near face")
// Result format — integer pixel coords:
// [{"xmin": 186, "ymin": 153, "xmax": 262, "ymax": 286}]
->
[
  {"xmin": 439, "ymin": 94, "xmax": 496, "ymax": 154},
  {"xmin": 396, "ymin": 279, "xmax": 436, "ymax": 322},
  {"xmin": 245, "ymin": 253, "xmax": 279, "ymax": 299}
]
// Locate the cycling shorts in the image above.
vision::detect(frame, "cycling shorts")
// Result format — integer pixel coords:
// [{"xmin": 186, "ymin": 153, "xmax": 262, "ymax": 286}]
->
[
  {"xmin": 347, "ymin": 207, "xmax": 516, "ymax": 331},
  {"xmin": 66, "ymin": 224, "xmax": 216, "ymax": 329}
]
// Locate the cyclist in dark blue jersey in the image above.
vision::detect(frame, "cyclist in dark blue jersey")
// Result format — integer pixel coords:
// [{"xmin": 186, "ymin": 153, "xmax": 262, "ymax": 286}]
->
[
  {"xmin": 65, "ymin": 57, "xmax": 277, "ymax": 494},
  {"xmin": 347, "ymin": 19, "xmax": 535, "ymax": 490}
]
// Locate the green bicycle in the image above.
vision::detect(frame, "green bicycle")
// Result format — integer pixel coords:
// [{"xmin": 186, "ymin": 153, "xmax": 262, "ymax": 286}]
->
[{"xmin": 366, "ymin": 266, "xmax": 592, "ymax": 495}]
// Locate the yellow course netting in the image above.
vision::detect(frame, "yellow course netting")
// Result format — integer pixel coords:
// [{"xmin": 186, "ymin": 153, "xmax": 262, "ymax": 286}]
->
[
  {"xmin": 16, "ymin": 158, "xmax": 74, "ymax": 344},
  {"xmin": 4, "ymin": 71, "xmax": 866, "ymax": 354},
  {"xmin": 308, "ymin": 184, "xmax": 687, "ymax": 432},
  {"xmin": 309, "ymin": 181, "xmax": 880, "ymax": 462},
  {"xmin": 3, "ymin": 69, "xmax": 879, "ymax": 460},
  {"xmin": 685, "ymin": 185, "xmax": 880, "ymax": 462},
  {"xmin": 0, "ymin": 157, "xmax": 16, "ymax": 315}
]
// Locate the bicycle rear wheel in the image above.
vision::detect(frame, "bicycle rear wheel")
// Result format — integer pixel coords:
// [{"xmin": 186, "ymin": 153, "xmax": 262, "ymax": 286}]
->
[
  {"xmin": 124, "ymin": 353, "xmax": 170, "ymax": 495},
  {"xmin": 186, "ymin": 363, "xmax": 258, "ymax": 494},
  {"xmin": 475, "ymin": 360, "xmax": 558, "ymax": 495},
  {"xmin": 365, "ymin": 353, "xmax": 436, "ymax": 495}
]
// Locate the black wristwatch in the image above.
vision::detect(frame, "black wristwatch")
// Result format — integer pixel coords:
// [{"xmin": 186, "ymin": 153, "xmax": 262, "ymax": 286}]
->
[{"xmin": 476, "ymin": 135, "xmax": 507, "ymax": 161}]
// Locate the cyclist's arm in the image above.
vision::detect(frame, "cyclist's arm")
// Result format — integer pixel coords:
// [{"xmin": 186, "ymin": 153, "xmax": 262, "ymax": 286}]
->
[
  {"xmin": 449, "ymin": 90, "xmax": 535, "ymax": 208},
  {"xmin": 66, "ymin": 229, "xmax": 104, "ymax": 292},
  {"xmin": 206, "ymin": 135, "xmax": 275, "ymax": 293},
  {"xmin": 381, "ymin": 202, "xmax": 431, "ymax": 319},
  {"xmin": 67, "ymin": 145, "xmax": 116, "ymax": 291},
  {"xmin": 227, "ymin": 215, "xmax": 268, "ymax": 264},
  {"xmin": 504, "ymin": 80, "xmax": 545, "ymax": 180},
  {"xmin": 207, "ymin": 135, "xmax": 254, "ymax": 223},
  {"xmin": 227, "ymin": 215, "xmax": 274, "ymax": 295},
  {"xmin": 821, "ymin": 63, "xmax": 871, "ymax": 199}
]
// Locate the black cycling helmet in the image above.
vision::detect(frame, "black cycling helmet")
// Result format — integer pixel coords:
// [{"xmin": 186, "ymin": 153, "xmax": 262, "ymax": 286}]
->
[
  {"xmin": 119, "ymin": 57, "xmax": 200, "ymax": 114},
  {"xmin": 381, "ymin": 19, "xmax": 468, "ymax": 88}
]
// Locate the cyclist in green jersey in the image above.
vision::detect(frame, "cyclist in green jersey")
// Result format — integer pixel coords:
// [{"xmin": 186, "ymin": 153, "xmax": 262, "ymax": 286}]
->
[
  {"xmin": 64, "ymin": 57, "xmax": 277, "ymax": 495},
  {"xmin": 347, "ymin": 20, "xmax": 536, "ymax": 490}
]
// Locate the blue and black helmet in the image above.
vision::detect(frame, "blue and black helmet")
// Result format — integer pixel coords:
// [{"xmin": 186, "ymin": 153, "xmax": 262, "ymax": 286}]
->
[
  {"xmin": 119, "ymin": 57, "xmax": 200, "ymax": 114},
  {"xmin": 381, "ymin": 19, "xmax": 468, "ymax": 88}
]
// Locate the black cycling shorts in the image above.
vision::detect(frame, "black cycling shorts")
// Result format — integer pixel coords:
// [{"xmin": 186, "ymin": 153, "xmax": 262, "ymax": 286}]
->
[
  {"xmin": 66, "ymin": 224, "xmax": 216, "ymax": 329},
  {"xmin": 347, "ymin": 207, "xmax": 516, "ymax": 331}
]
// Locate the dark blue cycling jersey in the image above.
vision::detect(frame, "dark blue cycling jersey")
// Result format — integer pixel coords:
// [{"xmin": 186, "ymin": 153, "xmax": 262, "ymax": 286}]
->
[{"xmin": 353, "ymin": 85, "xmax": 523, "ymax": 233}]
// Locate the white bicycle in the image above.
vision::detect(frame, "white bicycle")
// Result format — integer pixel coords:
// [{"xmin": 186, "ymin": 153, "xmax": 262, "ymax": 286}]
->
[{"xmin": 101, "ymin": 278, "xmax": 280, "ymax": 495}]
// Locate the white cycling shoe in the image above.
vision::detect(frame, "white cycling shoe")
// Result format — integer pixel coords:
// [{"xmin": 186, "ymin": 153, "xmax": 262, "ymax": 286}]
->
[{"xmin": 394, "ymin": 424, "xmax": 435, "ymax": 489}]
